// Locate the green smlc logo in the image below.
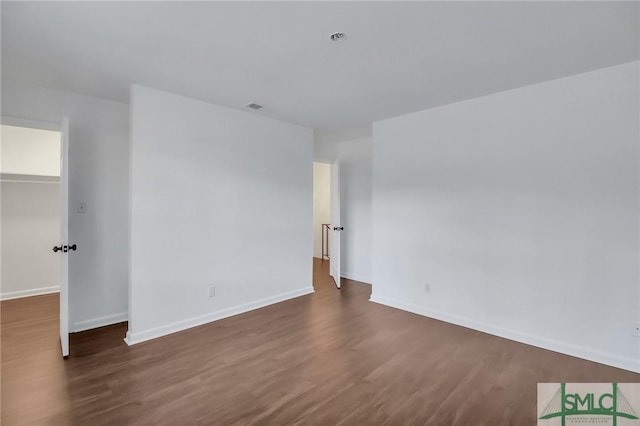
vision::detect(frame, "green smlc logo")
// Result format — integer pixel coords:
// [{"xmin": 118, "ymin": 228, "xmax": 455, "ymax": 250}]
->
[{"xmin": 539, "ymin": 383, "xmax": 639, "ymax": 425}]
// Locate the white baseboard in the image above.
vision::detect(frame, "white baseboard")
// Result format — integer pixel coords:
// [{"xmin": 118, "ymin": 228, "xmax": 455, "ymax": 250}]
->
[
  {"xmin": 341, "ymin": 270, "xmax": 371, "ymax": 285},
  {"xmin": 0, "ymin": 286, "xmax": 59, "ymax": 301},
  {"xmin": 124, "ymin": 287, "xmax": 315, "ymax": 346},
  {"xmin": 73, "ymin": 311, "xmax": 128, "ymax": 332},
  {"xmin": 370, "ymin": 294, "xmax": 640, "ymax": 374}
]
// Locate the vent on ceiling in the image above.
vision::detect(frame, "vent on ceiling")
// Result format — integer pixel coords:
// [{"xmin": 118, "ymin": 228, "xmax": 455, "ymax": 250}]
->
[
  {"xmin": 330, "ymin": 32, "xmax": 346, "ymax": 42},
  {"xmin": 246, "ymin": 103, "xmax": 263, "ymax": 110}
]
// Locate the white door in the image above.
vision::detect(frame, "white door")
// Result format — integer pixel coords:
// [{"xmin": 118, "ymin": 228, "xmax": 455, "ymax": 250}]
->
[
  {"xmin": 59, "ymin": 117, "xmax": 70, "ymax": 358},
  {"xmin": 329, "ymin": 161, "xmax": 342, "ymax": 289}
]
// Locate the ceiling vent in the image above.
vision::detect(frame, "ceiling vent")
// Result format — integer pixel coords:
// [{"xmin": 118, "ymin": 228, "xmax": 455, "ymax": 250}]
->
[
  {"xmin": 329, "ymin": 32, "xmax": 346, "ymax": 42},
  {"xmin": 246, "ymin": 103, "xmax": 263, "ymax": 110}
]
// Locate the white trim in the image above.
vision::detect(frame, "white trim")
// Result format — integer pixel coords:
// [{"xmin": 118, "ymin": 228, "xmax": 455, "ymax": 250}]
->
[
  {"xmin": 1, "ymin": 116, "xmax": 61, "ymax": 131},
  {"xmin": 341, "ymin": 270, "xmax": 371, "ymax": 285},
  {"xmin": 1, "ymin": 173, "xmax": 60, "ymax": 184},
  {"xmin": 124, "ymin": 287, "xmax": 315, "ymax": 346},
  {"xmin": 313, "ymin": 157, "xmax": 334, "ymax": 165},
  {"xmin": 369, "ymin": 294, "xmax": 640, "ymax": 374},
  {"xmin": 1, "ymin": 179, "xmax": 61, "ymax": 184},
  {"xmin": 72, "ymin": 312, "xmax": 128, "ymax": 332},
  {"xmin": 1, "ymin": 286, "xmax": 60, "ymax": 301}
]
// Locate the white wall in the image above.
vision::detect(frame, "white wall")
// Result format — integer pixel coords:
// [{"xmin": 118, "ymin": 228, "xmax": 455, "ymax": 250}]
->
[
  {"xmin": 371, "ymin": 62, "xmax": 640, "ymax": 372},
  {"xmin": 338, "ymin": 138, "xmax": 372, "ymax": 283},
  {"xmin": 127, "ymin": 85, "xmax": 313, "ymax": 344},
  {"xmin": 1, "ymin": 80, "xmax": 130, "ymax": 331},
  {"xmin": 313, "ymin": 126, "xmax": 372, "ymax": 163},
  {"xmin": 1, "ymin": 125, "xmax": 61, "ymax": 176},
  {"xmin": 1, "ymin": 179, "xmax": 61, "ymax": 299},
  {"xmin": 313, "ymin": 162, "xmax": 330, "ymax": 259}
]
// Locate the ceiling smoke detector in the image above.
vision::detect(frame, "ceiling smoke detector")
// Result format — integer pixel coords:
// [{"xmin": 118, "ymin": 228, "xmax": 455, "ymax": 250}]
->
[
  {"xmin": 329, "ymin": 32, "xmax": 347, "ymax": 42},
  {"xmin": 246, "ymin": 103, "xmax": 263, "ymax": 110}
]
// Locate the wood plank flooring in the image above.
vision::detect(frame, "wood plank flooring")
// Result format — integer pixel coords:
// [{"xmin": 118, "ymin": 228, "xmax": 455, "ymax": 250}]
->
[{"xmin": 2, "ymin": 258, "xmax": 639, "ymax": 425}]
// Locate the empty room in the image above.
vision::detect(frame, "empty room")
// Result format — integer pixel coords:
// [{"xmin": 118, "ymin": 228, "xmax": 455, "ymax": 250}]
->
[{"xmin": 1, "ymin": 1, "xmax": 639, "ymax": 425}]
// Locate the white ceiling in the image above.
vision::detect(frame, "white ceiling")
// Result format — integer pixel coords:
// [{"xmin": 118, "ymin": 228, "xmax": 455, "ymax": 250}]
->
[{"xmin": 2, "ymin": 1, "xmax": 638, "ymax": 129}]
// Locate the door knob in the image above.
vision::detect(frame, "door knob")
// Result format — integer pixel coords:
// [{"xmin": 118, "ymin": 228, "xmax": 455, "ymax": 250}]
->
[
  {"xmin": 333, "ymin": 227, "xmax": 344, "ymax": 231},
  {"xmin": 53, "ymin": 244, "xmax": 77, "ymax": 253}
]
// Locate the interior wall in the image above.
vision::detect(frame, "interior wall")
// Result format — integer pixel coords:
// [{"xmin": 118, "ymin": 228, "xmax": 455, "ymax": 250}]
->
[
  {"xmin": 1, "ymin": 125, "xmax": 61, "ymax": 176},
  {"xmin": 338, "ymin": 138, "xmax": 372, "ymax": 283},
  {"xmin": 313, "ymin": 162, "xmax": 330, "ymax": 259},
  {"xmin": 127, "ymin": 85, "xmax": 314, "ymax": 344},
  {"xmin": 314, "ymin": 127, "xmax": 372, "ymax": 163},
  {"xmin": 1, "ymin": 179, "xmax": 61, "ymax": 299},
  {"xmin": 371, "ymin": 61, "xmax": 640, "ymax": 372},
  {"xmin": 1, "ymin": 80, "xmax": 130, "ymax": 331}
]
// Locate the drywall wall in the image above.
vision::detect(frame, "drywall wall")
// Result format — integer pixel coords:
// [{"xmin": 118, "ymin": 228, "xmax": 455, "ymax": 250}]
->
[
  {"xmin": 313, "ymin": 126, "xmax": 372, "ymax": 163},
  {"xmin": 1, "ymin": 179, "xmax": 61, "ymax": 299},
  {"xmin": 1, "ymin": 80, "xmax": 130, "ymax": 331},
  {"xmin": 313, "ymin": 162, "xmax": 330, "ymax": 259},
  {"xmin": 127, "ymin": 85, "xmax": 313, "ymax": 344},
  {"xmin": 338, "ymin": 138, "xmax": 372, "ymax": 283},
  {"xmin": 371, "ymin": 61, "xmax": 640, "ymax": 372},
  {"xmin": 313, "ymin": 138, "xmax": 338, "ymax": 164},
  {"xmin": 1, "ymin": 125, "xmax": 61, "ymax": 176}
]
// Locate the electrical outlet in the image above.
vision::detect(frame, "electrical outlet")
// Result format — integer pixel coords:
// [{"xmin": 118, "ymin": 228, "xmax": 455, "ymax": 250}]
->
[
  {"xmin": 424, "ymin": 283, "xmax": 431, "ymax": 293},
  {"xmin": 77, "ymin": 202, "xmax": 86, "ymax": 214},
  {"xmin": 208, "ymin": 285, "xmax": 215, "ymax": 299}
]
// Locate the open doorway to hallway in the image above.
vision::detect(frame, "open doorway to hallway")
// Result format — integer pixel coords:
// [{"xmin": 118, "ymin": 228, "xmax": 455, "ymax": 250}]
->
[
  {"xmin": 313, "ymin": 161, "xmax": 343, "ymax": 289},
  {"xmin": 313, "ymin": 161, "xmax": 331, "ymax": 263},
  {"xmin": 312, "ymin": 162, "xmax": 335, "ymax": 289}
]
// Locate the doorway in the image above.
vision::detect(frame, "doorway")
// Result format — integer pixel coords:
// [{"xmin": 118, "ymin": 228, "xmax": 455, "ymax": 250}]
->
[
  {"xmin": 313, "ymin": 162, "xmax": 330, "ymax": 261},
  {"xmin": 312, "ymin": 161, "xmax": 342, "ymax": 289},
  {"xmin": 0, "ymin": 120, "xmax": 70, "ymax": 357}
]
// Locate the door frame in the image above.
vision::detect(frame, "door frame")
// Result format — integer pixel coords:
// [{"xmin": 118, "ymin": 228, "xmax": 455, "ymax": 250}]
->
[{"xmin": 1, "ymin": 115, "xmax": 69, "ymax": 358}]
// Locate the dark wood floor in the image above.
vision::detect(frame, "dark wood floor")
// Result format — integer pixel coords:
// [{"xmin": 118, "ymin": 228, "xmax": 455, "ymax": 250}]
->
[{"xmin": 2, "ymin": 259, "xmax": 638, "ymax": 425}]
